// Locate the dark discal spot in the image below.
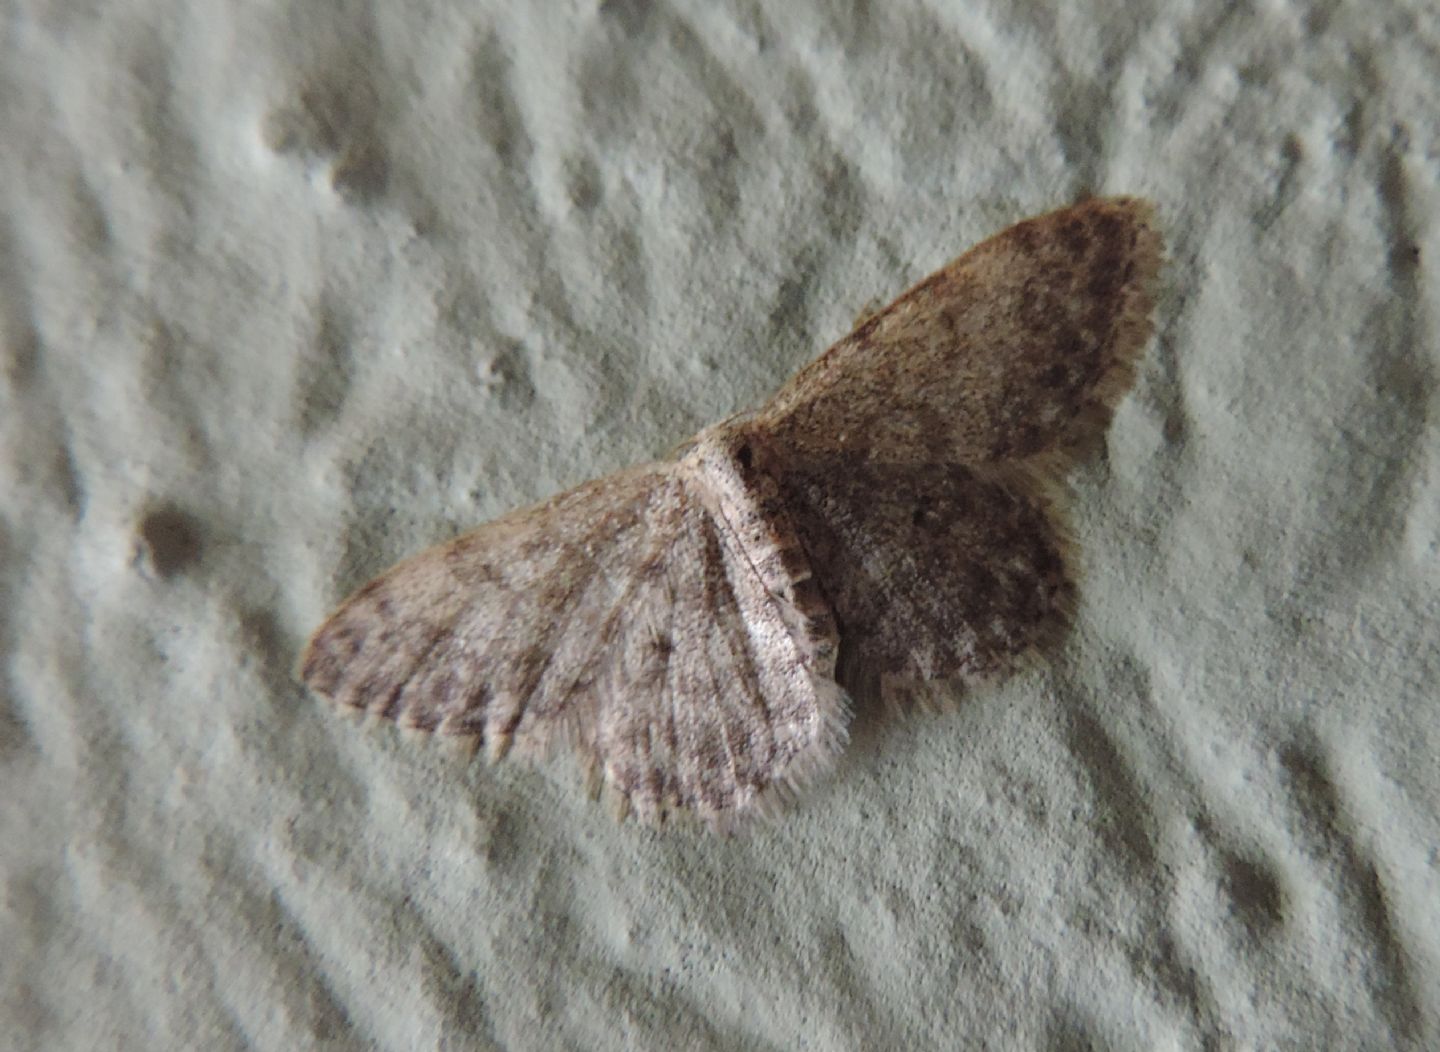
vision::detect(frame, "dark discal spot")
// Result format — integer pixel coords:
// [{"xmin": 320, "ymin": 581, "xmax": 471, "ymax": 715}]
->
[
  {"xmin": 335, "ymin": 625, "xmax": 367, "ymax": 657},
  {"xmin": 936, "ymin": 306, "xmax": 961, "ymax": 339},
  {"xmin": 132, "ymin": 505, "xmax": 202, "ymax": 578},
  {"xmin": 1040, "ymin": 363, "xmax": 1070, "ymax": 388},
  {"xmin": 1086, "ymin": 264, "xmax": 1121, "ymax": 306},
  {"xmin": 447, "ymin": 546, "xmax": 499, "ymax": 586},
  {"xmin": 965, "ymin": 563, "xmax": 999, "ymax": 598},
  {"xmin": 1058, "ymin": 332, "xmax": 1089, "ymax": 368},
  {"xmin": 736, "ymin": 443, "xmax": 753, "ymax": 471},
  {"xmin": 911, "ymin": 496, "xmax": 933, "ymax": 527},
  {"xmin": 1010, "ymin": 220, "xmax": 1041, "ymax": 254},
  {"xmin": 1093, "ymin": 211, "xmax": 1124, "ymax": 247},
  {"xmin": 1059, "ymin": 218, "xmax": 1088, "ymax": 255},
  {"xmin": 1087, "ymin": 228, "xmax": 1132, "ymax": 300}
]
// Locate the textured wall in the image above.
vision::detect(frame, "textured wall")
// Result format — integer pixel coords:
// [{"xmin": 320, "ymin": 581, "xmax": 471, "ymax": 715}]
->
[{"xmin": 2, "ymin": 1, "xmax": 1437, "ymax": 1048}]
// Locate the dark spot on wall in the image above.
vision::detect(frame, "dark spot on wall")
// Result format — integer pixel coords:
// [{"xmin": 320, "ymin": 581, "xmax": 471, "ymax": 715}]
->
[
  {"xmin": 133, "ymin": 505, "xmax": 202, "ymax": 578},
  {"xmin": 1221, "ymin": 852, "xmax": 1286, "ymax": 935}
]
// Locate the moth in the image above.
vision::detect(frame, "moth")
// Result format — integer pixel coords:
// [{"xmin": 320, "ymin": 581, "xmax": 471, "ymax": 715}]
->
[{"xmin": 300, "ymin": 197, "xmax": 1163, "ymax": 829}]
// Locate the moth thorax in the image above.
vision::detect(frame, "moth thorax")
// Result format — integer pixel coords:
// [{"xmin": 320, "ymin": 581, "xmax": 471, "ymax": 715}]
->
[{"xmin": 682, "ymin": 424, "xmax": 836, "ymax": 665}]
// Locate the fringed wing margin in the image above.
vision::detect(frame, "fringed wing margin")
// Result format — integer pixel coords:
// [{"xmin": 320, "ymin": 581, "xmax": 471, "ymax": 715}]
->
[
  {"xmin": 753, "ymin": 197, "xmax": 1163, "ymax": 702},
  {"xmin": 757, "ymin": 197, "xmax": 1163, "ymax": 466},
  {"xmin": 300, "ymin": 464, "xmax": 847, "ymax": 828},
  {"xmin": 775, "ymin": 460, "xmax": 1075, "ymax": 705}
]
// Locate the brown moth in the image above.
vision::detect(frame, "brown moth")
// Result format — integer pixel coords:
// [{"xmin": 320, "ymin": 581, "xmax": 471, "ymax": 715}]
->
[{"xmin": 300, "ymin": 198, "xmax": 1163, "ymax": 830}]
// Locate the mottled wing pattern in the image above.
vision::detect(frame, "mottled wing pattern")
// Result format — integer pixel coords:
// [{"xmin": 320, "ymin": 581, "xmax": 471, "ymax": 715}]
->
[
  {"xmin": 774, "ymin": 461, "xmax": 1074, "ymax": 699},
  {"xmin": 302, "ymin": 197, "xmax": 1163, "ymax": 827},
  {"xmin": 301, "ymin": 464, "xmax": 847, "ymax": 825},
  {"xmin": 756, "ymin": 197, "xmax": 1162, "ymax": 464},
  {"xmin": 746, "ymin": 197, "xmax": 1162, "ymax": 700}
]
